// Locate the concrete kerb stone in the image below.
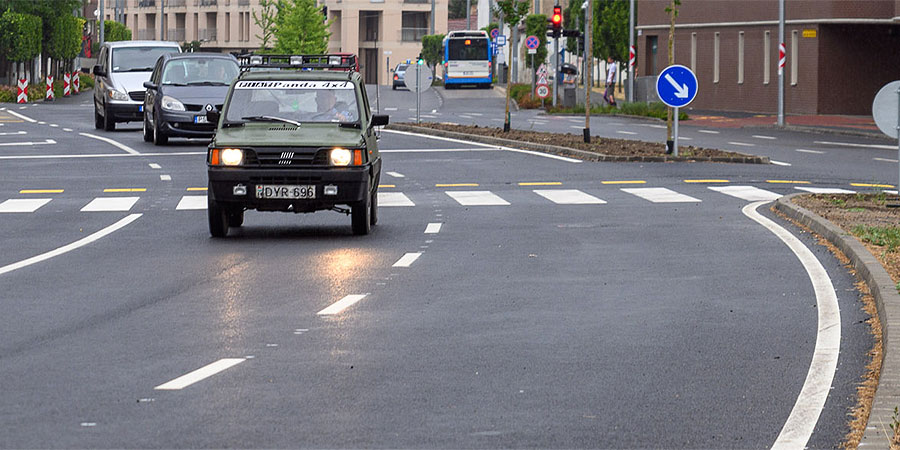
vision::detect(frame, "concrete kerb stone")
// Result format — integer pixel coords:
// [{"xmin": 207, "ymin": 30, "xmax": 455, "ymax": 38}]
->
[
  {"xmin": 774, "ymin": 193, "xmax": 900, "ymax": 447},
  {"xmin": 387, "ymin": 123, "xmax": 770, "ymax": 164}
]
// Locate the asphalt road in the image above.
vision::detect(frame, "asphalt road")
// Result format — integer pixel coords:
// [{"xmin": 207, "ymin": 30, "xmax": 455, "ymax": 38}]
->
[{"xmin": 0, "ymin": 89, "xmax": 881, "ymax": 448}]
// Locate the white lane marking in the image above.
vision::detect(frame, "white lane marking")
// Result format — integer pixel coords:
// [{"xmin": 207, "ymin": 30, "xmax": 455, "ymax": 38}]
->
[
  {"xmin": 0, "ymin": 151, "xmax": 205, "ymax": 160},
  {"xmin": 569, "ymin": 126, "xmax": 583, "ymax": 129},
  {"xmin": 384, "ymin": 107, "xmax": 398, "ymax": 111},
  {"xmin": 534, "ymin": 189, "xmax": 606, "ymax": 204},
  {"xmin": 378, "ymin": 192, "xmax": 415, "ymax": 206},
  {"xmin": 621, "ymin": 187, "xmax": 701, "ymax": 203},
  {"xmin": 431, "ymin": 109, "xmax": 437, "ymax": 114},
  {"xmin": 468, "ymin": 113, "xmax": 483, "ymax": 116},
  {"xmin": 49, "ymin": 124, "xmax": 58, "ymax": 128},
  {"xmin": 160, "ymin": 174, "xmax": 172, "ymax": 181},
  {"xmin": 37, "ymin": 121, "xmax": 46, "ymax": 125},
  {"xmin": 382, "ymin": 129, "xmax": 582, "ymax": 163},
  {"xmin": 446, "ymin": 190, "xmax": 510, "ymax": 206},
  {"xmin": 0, "ymin": 214, "xmax": 142, "ymax": 276},
  {"xmin": 78, "ymin": 132, "xmax": 140, "ymax": 155},
  {"xmin": 176, "ymin": 196, "xmax": 207, "ymax": 210},
  {"xmin": 616, "ymin": 130, "xmax": 638, "ymax": 135},
  {"xmin": 154, "ymin": 358, "xmax": 246, "ymax": 390},
  {"xmin": 771, "ymin": 160, "xmax": 792, "ymax": 166},
  {"xmin": 709, "ymin": 185, "xmax": 781, "ymax": 201},
  {"xmin": 149, "ymin": 163, "xmax": 162, "ymax": 169},
  {"xmin": 317, "ymin": 294, "xmax": 369, "ymax": 315},
  {"xmin": 81, "ymin": 197, "xmax": 140, "ymax": 212},
  {"xmin": 815, "ymin": 140, "xmax": 897, "ymax": 150},
  {"xmin": 425, "ymin": 223, "xmax": 442, "ymax": 234},
  {"xmin": 743, "ymin": 202, "xmax": 840, "ymax": 450},
  {"xmin": 728, "ymin": 141, "xmax": 755, "ymax": 147},
  {"xmin": 393, "ymin": 252, "xmax": 422, "ymax": 267},
  {"xmin": 637, "ymin": 124, "xmax": 667, "ymax": 129},
  {"xmin": 752, "ymin": 135, "xmax": 776, "ymax": 140},
  {"xmin": 3, "ymin": 109, "xmax": 36, "ymax": 123},
  {"xmin": 796, "ymin": 149, "xmax": 825, "ymax": 154},
  {"xmin": 874, "ymin": 157, "xmax": 899, "ymax": 163},
  {"xmin": 698, "ymin": 129, "xmax": 719, "ymax": 134},
  {"xmin": 794, "ymin": 187, "xmax": 856, "ymax": 194},
  {"xmin": 0, "ymin": 131, "xmax": 27, "ymax": 136},
  {"xmin": 386, "ymin": 171, "xmax": 405, "ymax": 178},
  {"xmin": 381, "ymin": 148, "xmax": 498, "ymax": 153},
  {"xmin": 0, "ymin": 198, "xmax": 52, "ymax": 213},
  {"xmin": 679, "ymin": 136, "xmax": 693, "ymax": 141},
  {"xmin": 0, "ymin": 139, "xmax": 55, "ymax": 147},
  {"xmin": 62, "ymin": 128, "xmax": 73, "ymax": 132}
]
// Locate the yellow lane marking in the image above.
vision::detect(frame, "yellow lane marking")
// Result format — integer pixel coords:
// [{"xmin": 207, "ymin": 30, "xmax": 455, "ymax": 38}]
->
[
  {"xmin": 684, "ymin": 179, "xmax": 729, "ymax": 183},
  {"xmin": 519, "ymin": 182, "xmax": 562, "ymax": 186},
  {"xmin": 378, "ymin": 184, "xmax": 396, "ymax": 188},
  {"xmin": 436, "ymin": 183, "xmax": 479, "ymax": 187},
  {"xmin": 104, "ymin": 188, "xmax": 147, "ymax": 193},
  {"xmin": 766, "ymin": 180, "xmax": 811, "ymax": 184},
  {"xmin": 851, "ymin": 183, "xmax": 895, "ymax": 188},
  {"xmin": 186, "ymin": 187, "xmax": 208, "ymax": 191},
  {"xmin": 601, "ymin": 180, "xmax": 646, "ymax": 185},
  {"xmin": 20, "ymin": 189, "xmax": 64, "ymax": 194}
]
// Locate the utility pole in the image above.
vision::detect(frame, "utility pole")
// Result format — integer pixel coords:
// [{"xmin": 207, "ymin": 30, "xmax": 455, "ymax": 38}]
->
[
  {"xmin": 431, "ymin": 0, "xmax": 435, "ymax": 34},
  {"xmin": 583, "ymin": 0, "xmax": 591, "ymax": 143},
  {"xmin": 161, "ymin": 0, "xmax": 166, "ymax": 41},
  {"xmin": 627, "ymin": 0, "xmax": 634, "ymax": 102},
  {"xmin": 99, "ymin": 0, "xmax": 105, "ymax": 45},
  {"xmin": 777, "ymin": 0, "xmax": 784, "ymax": 126},
  {"xmin": 467, "ymin": 0, "xmax": 471, "ymax": 29},
  {"xmin": 552, "ymin": 0, "xmax": 558, "ymax": 107}
]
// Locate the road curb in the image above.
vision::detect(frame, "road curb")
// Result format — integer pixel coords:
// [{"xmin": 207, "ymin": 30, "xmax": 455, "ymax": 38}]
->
[
  {"xmin": 774, "ymin": 194, "xmax": 900, "ymax": 447},
  {"xmin": 387, "ymin": 123, "xmax": 770, "ymax": 164},
  {"xmin": 747, "ymin": 124, "xmax": 892, "ymax": 141}
]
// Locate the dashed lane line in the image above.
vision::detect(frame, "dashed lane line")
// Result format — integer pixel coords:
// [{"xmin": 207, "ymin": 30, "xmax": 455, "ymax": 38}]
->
[
  {"xmin": 815, "ymin": 140, "xmax": 897, "ymax": 150},
  {"xmin": 727, "ymin": 141, "xmax": 755, "ymax": 147},
  {"xmin": 752, "ymin": 135, "xmax": 776, "ymax": 140},
  {"xmin": 697, "ymin": 129, "xmax": 719, "ymax": 134},
  {"xmin": 317, "ymin": 294, "xmax": 369, "ymax": 315},
  {"xmin": 601, "ymin": 180, "xmax": 646, "ymax": 185},
  {"xmin": 425, "ymin": 223, "xmax": 442, "ymax": 234},
  {"xmin": 0, "ymin": 131, "xmax": 26, "ymax": 136},
  {"xmin": 0, "ymin": 139, "xmax": 55, "ymax": 147},
  {"xmin": 684, "ymin": 179, "xmax": 729, "ymax": 183},
  {"xmin": 154, "ymin": 358, "xmax": 246, "ymax": 391},
  {"xmin": 771, "ymin": 160, "xmax": 792, "ymax": 166},
  {"xmin": 386, "ymin": 171, "xmax": 405, "ymax": 178},
  {"xmin": 796, "ymin": 149, "xmax": 825, "ymax": 154},
  {"xmin": 392, "ymin": 252, "xmax": 422, "ymax": 268},
  {"xmin": 851, "ymin": 183, "xmax": 895, "ymax": 188},
  {"xmin": 616, "ymin": 131, "xmax": 637, "ymax": 135}
]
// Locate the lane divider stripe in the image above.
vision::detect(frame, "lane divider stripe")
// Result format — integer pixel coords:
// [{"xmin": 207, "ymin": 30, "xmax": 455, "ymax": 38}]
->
[
  {"xmin": 78, "ymin": 132, "xmax": 140, "ymax": 155},
  {"xmin": 425, "ymin": 223, "xmax": 442, "ymax": 234},
  {"xmin": 20, "ymin": 189, "xmax": 64, "ymax": 194},
  {"xmin": 154, "ymin": 358, "xmax": 246, "ymax": 391},
  {"xmin": 318, "ymin": 294, "xmax": 369, "ymax": 315},
  {"xmin": 393, "ymin": 252, "xmax": 422, "ymax": 268}
]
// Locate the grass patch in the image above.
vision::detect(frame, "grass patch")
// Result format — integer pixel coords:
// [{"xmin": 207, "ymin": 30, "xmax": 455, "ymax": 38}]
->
[
  {"xmin": 546, "ymin": 101, "xmax": 689, "ymax": 120},
  {"xmin": 852, "ymin": 225, "xmax": 900, "ymax": 252},
  {"xmin": 847, "ymin": 207, "xmax": 866, "ymax": 213}
]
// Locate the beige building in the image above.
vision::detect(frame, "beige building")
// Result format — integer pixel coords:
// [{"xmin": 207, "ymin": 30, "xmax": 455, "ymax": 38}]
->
[{"xmin": 95, "ymin": 0, "xmax": 448, "ymax": 85}]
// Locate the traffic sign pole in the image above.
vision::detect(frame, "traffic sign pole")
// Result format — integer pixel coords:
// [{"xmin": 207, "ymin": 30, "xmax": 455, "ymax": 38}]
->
[
  {"xmin": 656, "ymin": 65, "xmax": 698, "ymax": 156},
  {"xmin": 674, "ymin": 107, "xmax": 679, "ymax": 156},
  {"xmin": 416, "ymin": 66, "xmax": 420, "ymax": 124}
]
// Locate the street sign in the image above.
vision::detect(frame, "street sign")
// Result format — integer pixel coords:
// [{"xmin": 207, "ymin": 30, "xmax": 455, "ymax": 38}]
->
[
  {"xmin": 537, "ymin": 63, "xmax": 548, "ymax": 76},
  {"xmin": 873, "ymin": 80, "xmax": 900, "ymax": 139},
  {"xmin": 383, "ymin": 50, "xmax": 392, "ymax": 55},
  {"xmin": 536, "ymin": 84, "xmax": 550, "ymax": 99},
  {"xmin": 525, "ymin": 35, "xmax": 540, "ymax": 50},
  {"xmin": 537, "ymin": 73, "xmax": 548, "ymax": 85},
  {"xmin": 495, "ymin": 35, "xmax": 506, "ymax": 47},
  {"xmin": 404, "ymin": 64, "xmax": 434, "ymax": 93},
  {"xmin": 528, "ymin": 48, "xmax": 537, "ymax": 54},
  {"xmin": 490, "ymin": 28, "xmax": 499, "ymax": 39},
  {"xmin": 656, "ymin": 64, "xmax": 698, "ymax": 108}
]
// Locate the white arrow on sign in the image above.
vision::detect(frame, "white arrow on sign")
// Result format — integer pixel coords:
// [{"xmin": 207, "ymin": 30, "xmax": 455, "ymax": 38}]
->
[{"xmin": 664, "ymin": 73, "xmax": 690, "ymax": 99}]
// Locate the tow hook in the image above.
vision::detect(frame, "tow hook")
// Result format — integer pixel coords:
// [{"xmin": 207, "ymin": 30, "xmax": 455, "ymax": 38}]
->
[{"xmin": 331, "ymin": 206, "xmax": 350, "ymax": 215}]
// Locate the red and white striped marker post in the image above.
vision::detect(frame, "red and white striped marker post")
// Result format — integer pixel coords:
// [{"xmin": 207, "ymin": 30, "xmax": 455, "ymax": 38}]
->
[
  {"xmin": 45, "ymin": 76, "xmax": 54, "ymax": 101},
  {"xmin": 16, "ymin": 78, "xmax": 28, "ymax": 104},
  {"xmin": 63, "ymin": 73, "xmax": 71, "ymax": 96},
  {"xmin": 778, "ymin": 42, "xmax": 786, "ymax": 75},
  {"xmin": 629, "ymin": 45, "xmax": 635, "ymax": 70},
  {"xmin": 73, "ymin": 72, "xmax": 80, "ymax": 94}
]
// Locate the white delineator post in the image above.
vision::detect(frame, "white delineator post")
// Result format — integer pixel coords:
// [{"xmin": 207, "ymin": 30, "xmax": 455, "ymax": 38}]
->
[
  {"xmin": 45, "ymin": 76, "xmax": 54, "ymax": 101},
  {"xmin": 17, "ymin": 78, "xmax": 28, "ymax": 104},
  {"xmin": 63, "ymin": 73, "xmax": 71, "ymax": 96}
]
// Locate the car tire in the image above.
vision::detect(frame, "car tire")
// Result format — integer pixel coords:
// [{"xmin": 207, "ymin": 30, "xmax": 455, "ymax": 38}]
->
[
  {"xmin": 227, "ymin": 209, "xmax": 244, "ymax": 228},
  {"xmin": 142, "ymin": 114, "xmax": 153, "ymax": 142},
  {"xmin": 392, "ymin": 85, "xmax": 396, "ymax": 90},
  {"xmin": 94, "ymin": 106, "xmax": 103, "ymax": 129},
  {"xmin": 153, "ymin": 115, "xmax": 168, "ymax": 146},
  {"xmin": 208, "ymin": 198, "xmax": 229, "ymax": 238},
  {"xmin": 103, "ymin": 105, "xmax": 115, "ymax": 131},
  {"xmin": 369, "ymin": 187, "xmax": 378, "ymax": 226},
  {"xmin": 351, "ymin": 194, "xmax": 371, "ymax": 236}
]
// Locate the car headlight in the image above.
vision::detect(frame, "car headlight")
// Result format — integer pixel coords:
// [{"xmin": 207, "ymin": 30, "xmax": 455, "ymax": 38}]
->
[
  {"xmin": 210, "ymin": 148, "xmax": 243, "ymax": 166},
  {"xmin": 330, "ymin": 148, "xmax": 360, "ymax": 166},
  {"xmin": 107, "ymin": 89, "xmax": 129, "ymax": 101},
  {"xmin": 161, "ymin": 95, "xmax": 186, "ymax": 111}
]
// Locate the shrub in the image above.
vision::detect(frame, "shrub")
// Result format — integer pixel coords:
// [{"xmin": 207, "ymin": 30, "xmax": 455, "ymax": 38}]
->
[{"xmin": 0, "ymin": 86, "xmax": 15, "ymax": 103}]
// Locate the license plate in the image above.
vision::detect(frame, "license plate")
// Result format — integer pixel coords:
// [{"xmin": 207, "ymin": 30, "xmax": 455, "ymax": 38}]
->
[
  {"xmin": 256, "ymin": 185, "xmax": 315, "ymax": 199},
  {"xmin": 194, "ymin": 115, "xmax": 208, "ymax": 124},
  {"xmin": 139, "ymin": 105, "xmax": 144, "ymax": 112}
]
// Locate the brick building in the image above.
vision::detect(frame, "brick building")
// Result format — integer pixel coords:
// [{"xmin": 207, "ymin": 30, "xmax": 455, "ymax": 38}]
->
[{"xmin": 637, "ymin": 0, "xmax": 900, "ymax": 115}]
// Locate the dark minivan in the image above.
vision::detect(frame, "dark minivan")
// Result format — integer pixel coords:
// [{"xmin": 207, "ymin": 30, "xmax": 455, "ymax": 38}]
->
[{"xmin": 142, "ymin": 53, "xmax": 239, "ymax": 145}]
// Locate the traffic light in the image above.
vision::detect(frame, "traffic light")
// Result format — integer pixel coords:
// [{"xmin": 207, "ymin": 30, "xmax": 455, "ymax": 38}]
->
[{"xmin": 551, "ymin": 6, "xmax": 563, "ymax": 38}]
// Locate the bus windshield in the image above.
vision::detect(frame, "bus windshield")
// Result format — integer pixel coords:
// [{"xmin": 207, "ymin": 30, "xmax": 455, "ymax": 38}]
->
[{"xmin": 447, "ymin": 39, "xmax": 489, "ymax": 61}]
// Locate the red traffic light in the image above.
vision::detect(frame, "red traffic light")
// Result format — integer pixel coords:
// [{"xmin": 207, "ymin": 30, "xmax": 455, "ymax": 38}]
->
[{"xmin": 551, "ymin": 6, "xmax": 562, "ymax": 26}]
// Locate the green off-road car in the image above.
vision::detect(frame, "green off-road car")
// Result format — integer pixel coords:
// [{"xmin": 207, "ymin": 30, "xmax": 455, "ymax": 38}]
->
[{"xmin": 205, "ymin": 54, "xmax": 389, "ymax": 237}]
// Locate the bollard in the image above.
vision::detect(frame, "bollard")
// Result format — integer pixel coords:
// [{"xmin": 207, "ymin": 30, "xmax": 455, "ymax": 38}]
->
[
  {"xmin": 73, "ymin": 73, "xmax": 80, "ymax": 94},
  {"xmin": 16, "ymin": 78, "xmax": 28, "ymax": 103},
  {"xmin": 45, "ymin": 76, "xmax": 55, "ymax": 101},
  {"xmin": 63, "ymin": 73, "xmax": 71, "ymax": 96}
]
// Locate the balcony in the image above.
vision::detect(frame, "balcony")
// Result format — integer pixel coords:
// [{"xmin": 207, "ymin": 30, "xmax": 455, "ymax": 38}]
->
[
  {"xmin": 199, "ymin": 28, "xmax": 217, "ymax": 41},
  {"xmin": 137, "ymin": 0, "xmax": 156, "ymax": 7},
  {"xmin": 168, "ymin": 28, "xmax": 186, "ymax": 41},
  {"xmin": 195, "ymin": 0, "xmax": 217, "ymax": 5},
  {"xmin": 238, "ymin": 0, "xmax": 250, "ymax": 5},
  {"xmin": 401, "ymin": 27, "xmax": 426, "ymax": 42},
  {"xmin": 138, "ymin": 29, "xmax": 156, "ymax": 40},
  {"xmin": 167, "ymin": 0, "xmax": 187, "ymax": 6}
]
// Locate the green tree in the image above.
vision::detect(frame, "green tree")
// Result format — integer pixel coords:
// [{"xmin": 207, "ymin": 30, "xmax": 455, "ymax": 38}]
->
[
  {"xmin": 253, "ymin": 0, "xmax": 278, "ymax": 50},
  {"xmin": 564, "ymin": 0, "xmax": 584, "ymax": 54},
  {"xmin": 104, "ymin": 20, "xmax": 132, "ymax": 41},
  {"xmin": 493, "ymin": 0, "xmax": 529, "ymax": 132},
  {"xmin": 47, "ymin": 14, "xmax": 83, "ymax": 61},
  {"xmin": 448, "ymin": 0, "xmax": 468, "ymax": 20},
  {"xmin": 523, "ymin": 14, "xmax": 547, "ymax": 69},
  {"xmin": 0, "ymin": 10, "xmax": 42, "ymax": 63},
  {"xmin": 272, "ymin": 0, "xmax": 332, "ymax": 54},
  {"xmin": 420, "ymin": 34, "xmax": 445, "ymax": 68},
  {"xmin": 481, "ymin": 22, "xmax": 498, "ymax": 36},
  {"xmin": 592, "ymin": 0, "xmax": 628, "ymax": 62}
]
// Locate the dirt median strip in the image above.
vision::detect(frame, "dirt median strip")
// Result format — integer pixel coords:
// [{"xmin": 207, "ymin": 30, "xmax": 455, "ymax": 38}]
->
[{"xmin": 387, "ymin": 123, "xmax": 770, "ymax": 164}]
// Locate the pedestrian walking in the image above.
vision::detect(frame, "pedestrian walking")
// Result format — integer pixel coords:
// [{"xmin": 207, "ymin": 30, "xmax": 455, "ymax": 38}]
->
[{"xmin": 603, "ymin": 56, "xmax": 617, "ymax": 107}]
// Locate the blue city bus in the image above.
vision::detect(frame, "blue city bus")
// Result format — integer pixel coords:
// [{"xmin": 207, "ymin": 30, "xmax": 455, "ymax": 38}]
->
[{"xmin": 442, "ymin": 30, "xmax": 492, "ymax": 89}]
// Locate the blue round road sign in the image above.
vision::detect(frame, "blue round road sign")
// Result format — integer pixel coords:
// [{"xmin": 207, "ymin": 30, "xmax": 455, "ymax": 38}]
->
[
  {"xmin": 656, "ymin": 64, "xmax": 698, "ymax": 108},
  {"xmin": 490, "ymin": 28, "xmax": 500, "ymax": 39},
  {"xmin": 525, "ymin": 35, "xmax": 540, "ymax": 50}
]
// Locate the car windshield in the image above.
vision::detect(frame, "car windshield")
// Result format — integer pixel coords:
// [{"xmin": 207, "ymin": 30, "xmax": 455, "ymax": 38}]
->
[
  {"xmin": 162, "ymin": 58, "xmax": 239, "ymax": 86},
  {"xmin": 396, "ymin": 64, "xmax": 409, "ymax": 73},
  {"xmin": 224, "ymin": 80, "xmax": 360, "ymax": 124},
  {"xmin": 112, "ymin": 47, "xmax": 179, "ymax": 72}
]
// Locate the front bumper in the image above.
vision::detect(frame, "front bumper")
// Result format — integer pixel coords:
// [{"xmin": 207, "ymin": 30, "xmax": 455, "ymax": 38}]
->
[
  {"xmin": 106, "ymin": 101, "xmax": 143, "ymax": 122},
  {"xmin": 208, "ymin": 161, "xmax": 380, "ymax": 213},
  {"xmin": 160, "ymin": 110, "xmax": 216, "ymax": 138}
]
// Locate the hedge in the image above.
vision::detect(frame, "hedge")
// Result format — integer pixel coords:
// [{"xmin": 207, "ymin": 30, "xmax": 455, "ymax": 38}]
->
[{"xmin": 0, "ymin": 10, "xmax": 42, "ymax": 63}]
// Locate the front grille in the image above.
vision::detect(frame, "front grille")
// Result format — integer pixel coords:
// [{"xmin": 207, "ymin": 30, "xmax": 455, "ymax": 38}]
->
[
  {"xmin": 186, "ymin": 103, "xmax": 224, "ymax": 112},
  {"xmin": 244, "ymin": 147, "xmax": 326, "ymax": 166},
  {"xmin": 129, "ymin": 91, "xmax": 146, "ymax": 102},
  {"xmin": 249, "ymin": 175, "xmax": 323, "ymax": 184}
]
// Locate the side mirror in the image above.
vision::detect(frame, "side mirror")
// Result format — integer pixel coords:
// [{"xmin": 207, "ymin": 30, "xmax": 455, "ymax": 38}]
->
[
  {"xmin": 371, "ymin": 115, "xmax": 389, "ymax": 127},
  {"xmin": 206, "ymin": 107, "xmax": 220, "ymax": 125},
  {"xmin": 143, "ymin": 81, "xmax": 158, "ymax": 90},
  {"xmin": 92, "ymin": 65, "xmax": 105, "ymax": 77}
]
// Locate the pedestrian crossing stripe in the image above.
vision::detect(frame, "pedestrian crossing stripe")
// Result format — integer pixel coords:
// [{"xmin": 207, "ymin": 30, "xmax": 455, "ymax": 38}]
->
[
  {"xmin": 175, "ymin": 196, "xmax": 207, "ymax": 210},
  {"xmin": 534, "ymin": 189, "xmax": 606, "ymax": 204},
  {"xmin": 379, "ymin": 192, "xmax": 415, "ymax": 207},
  {"xmin": 621, "ymin": 187, "xmax": 702, "ymax": 203},
  {"xmin": 0, "ymin": 198, "xmax": 52, "ymax": 213},
  {"xmin": 708, "ymin": 185, "xmax": 781, "ymax": 202},
  {"xmin": 81, "ymin": 197, "xmax": 139, "ymax": 212},
  {"xmin": 446, "ymin": 190, "xmax": 510, "ymax": 206}
]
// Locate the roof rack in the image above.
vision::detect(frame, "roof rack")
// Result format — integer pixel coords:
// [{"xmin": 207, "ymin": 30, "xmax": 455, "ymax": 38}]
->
[{"xmin": 237, "ymin": 53, "xmax": 358, "ymax": 72}]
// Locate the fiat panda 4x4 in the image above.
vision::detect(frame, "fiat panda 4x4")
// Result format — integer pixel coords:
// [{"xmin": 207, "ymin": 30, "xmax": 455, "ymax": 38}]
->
[{"xmin": 205, "ymin": 54, "xmax": 389, "ymax": 237}]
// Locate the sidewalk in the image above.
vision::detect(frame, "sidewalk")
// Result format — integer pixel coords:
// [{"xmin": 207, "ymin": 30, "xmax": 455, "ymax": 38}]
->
[{"xmin": 684, "ymin": 109, "xmax": 889, "ymax": 139}]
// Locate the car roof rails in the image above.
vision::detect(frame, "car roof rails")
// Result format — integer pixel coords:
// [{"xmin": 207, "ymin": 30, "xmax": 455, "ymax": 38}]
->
[{"xmin": 236, "ymin": 53, "xmax": 358, "ymax": 72}]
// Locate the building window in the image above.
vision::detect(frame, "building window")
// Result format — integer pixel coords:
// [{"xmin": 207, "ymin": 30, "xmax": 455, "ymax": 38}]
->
[
  {"xmin": 791, "ymin": 29, "xmax": 798, "ymax": 86},
  {"xmin": 713, "ymin": 32, "xmax": 719, "ymax": 84},
  {"xmin": 225, "ymin": 12, "xmax": 230, "ymax": 41},
  {"xmin": 737, "ymin": 31, "xmax": 744, "ymax": 84},
  {"xmin": 763, "ymin": 31, "xmax": 770, "ymax": 85},
  {"xmin": 401, "ymin": 11, "xmax": 428, "ymax": 42},
  {"xmin": 690, "ymin": 32, "xmax": 696, "ymax": 72}
]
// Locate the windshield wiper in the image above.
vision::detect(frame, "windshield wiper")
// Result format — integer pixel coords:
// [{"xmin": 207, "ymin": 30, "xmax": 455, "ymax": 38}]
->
[
  {"xmin": 240, "ymin": 115, "xmax": 302, "ymax": 127},
  {"xmin": 117, "ymin": 67, "xmax": 154, "ymax": 72},
  {"xmin": 162, "ymin": 82, "xmax": 189, "ymax": 86},
  {"xmin": 339, "ymin": 122, "xmax": 361, "ymax": 129},
  {"xmin": 187, "ymin": 81, "xmax": 230, "ymax": 86}
]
